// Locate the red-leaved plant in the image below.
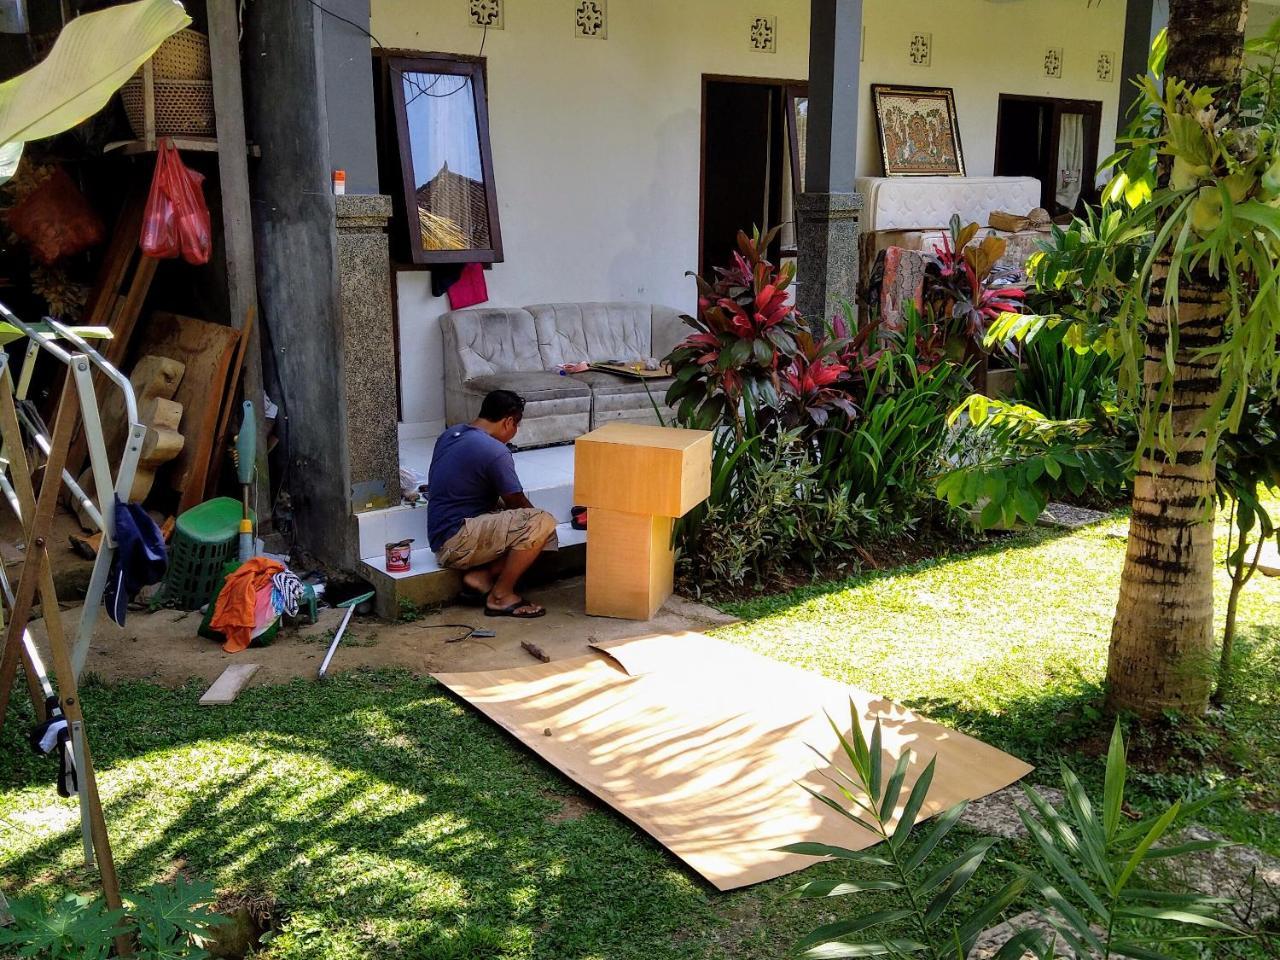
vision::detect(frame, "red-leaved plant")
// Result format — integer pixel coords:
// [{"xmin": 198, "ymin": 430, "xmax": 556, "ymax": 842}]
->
[
  {"xmin": 925, "ymin": 214, "xmax": 1026, "ymax": 349},
  {"xmin": 665, "ymin": 226, "xmax": 811, "ymax": 432}
]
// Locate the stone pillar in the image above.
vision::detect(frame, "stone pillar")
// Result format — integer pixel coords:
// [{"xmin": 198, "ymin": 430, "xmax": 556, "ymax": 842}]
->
[
  {"xmin": 798, "ymin": 0, "xmax": 864, "ymax": 329},
  {"xmin": 1118, "ymin": 0, "xmax": 1166, "ymax": 128},
  {"xmin": 796, "ymin": 193, "xmax": 863, "ymax": 329},
  {"xmin": 335, "ymin": 194, "xmax": 400, "ymax": 517}
]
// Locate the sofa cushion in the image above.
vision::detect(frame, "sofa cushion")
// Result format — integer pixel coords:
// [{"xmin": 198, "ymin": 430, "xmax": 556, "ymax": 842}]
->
[
  {"xmin": 568, "ymin": 370, "xmax": 673, "ymax": 398},
  {"xmin": 443, "ymin": 307, "xmax": 542, "ymax": 381},
  {"xmin": 529, "ymin": 303, "xmax": 653, "ymax": 368},
  {"xmin": 463, "ymin": 371, "xmax": 592, "ymax": 404}
]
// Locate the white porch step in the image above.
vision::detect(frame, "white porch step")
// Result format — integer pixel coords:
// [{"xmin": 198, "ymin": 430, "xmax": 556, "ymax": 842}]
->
[
  {"xmin": 358, "ymin": 444, "xmax": 577, "ymax": 561},
  {"xmin": 362, "ymin": 522, "xmax": 586, "ymax": 580}
]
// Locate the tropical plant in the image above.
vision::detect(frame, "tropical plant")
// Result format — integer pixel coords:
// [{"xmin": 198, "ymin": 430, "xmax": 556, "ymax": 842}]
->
[
  {"xmin": 1214, "ymin": 395, "xmax": 1280, "ymax": 701},
  {"xmin": 0, "ymin": 879, "xmax": 219, "ymax": 960},
  {"xmin": 665, "ymin": 226, "xmax": 809, "ymax": 433},
  {"xmin": 937, "ymin": 396, "xmax": 1130, "ymax": 529},
  {"xmin": 0, "ymin": 894, "xmax": 128, "ymax": 960},
  {"xmin": 949, "ymin": 6, "xmax": 1280, "ymax": 716},
  {"xmin": 924, "ymin": 216, "xmax": 1027, "ymax": 354},
  {"xmin": 0, "ymin": 0, "xmax": 191, "ymax": 184},
  {"xmin": 787, "ymin": 716, "xmax": 1243, "ymax": 959}
]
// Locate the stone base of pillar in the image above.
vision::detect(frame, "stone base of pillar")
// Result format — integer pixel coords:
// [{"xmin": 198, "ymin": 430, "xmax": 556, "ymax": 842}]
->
[
  {"xmin": 796, "ymin": 191, "xmax": 863, "ymax": 331},
  {"xmin": 335, "ymin": 194, "xmax": 400, "ymax": 516}
]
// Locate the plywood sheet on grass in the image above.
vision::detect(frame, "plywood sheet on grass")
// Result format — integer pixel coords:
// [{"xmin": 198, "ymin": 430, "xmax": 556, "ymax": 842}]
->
[{"xmin": 432, "ymin": 631, "xmax": 1032, "ymax": 890}]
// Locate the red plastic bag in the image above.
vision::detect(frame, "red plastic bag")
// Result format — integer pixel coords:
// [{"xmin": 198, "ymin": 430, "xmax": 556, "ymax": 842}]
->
[{"xmin": 139, "ymin": 139, "xmax": 212, "ymax": 265}]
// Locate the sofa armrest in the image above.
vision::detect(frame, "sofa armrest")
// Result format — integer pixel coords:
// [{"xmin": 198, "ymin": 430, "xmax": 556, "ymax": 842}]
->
[{"xmin": 650, "ymin": 305, "xmax": 690, "ymax": 362}]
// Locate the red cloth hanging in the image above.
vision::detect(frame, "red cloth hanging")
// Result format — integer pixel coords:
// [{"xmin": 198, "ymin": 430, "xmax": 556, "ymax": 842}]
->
[{"xmin": 447, "ymin": 262, "xmax": 489, "ymax": 309}]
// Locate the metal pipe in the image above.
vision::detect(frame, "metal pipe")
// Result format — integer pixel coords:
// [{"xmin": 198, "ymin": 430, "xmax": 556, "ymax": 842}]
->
[
  {"xmin": 14, "ymin": 402, "xmax": 103, "ymax": 531},
  {"xmin": 0, "ymin": 302, "xmax": 72, "ymax": 364},
  {"xmin": 48, "ymin": 319, "xmax": 139, "ymax": 428}
]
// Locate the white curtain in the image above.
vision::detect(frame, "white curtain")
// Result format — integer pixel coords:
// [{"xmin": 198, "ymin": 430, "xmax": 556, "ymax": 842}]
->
[{"xmin": 1056, "ymin": 113, "xmax": 1085, "ymax": 212}]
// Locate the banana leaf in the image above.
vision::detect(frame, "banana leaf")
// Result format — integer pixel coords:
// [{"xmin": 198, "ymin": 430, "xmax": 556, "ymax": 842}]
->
[{"xmin": 0, "ymin": 0, "xmax": 191, "ymax": 184}]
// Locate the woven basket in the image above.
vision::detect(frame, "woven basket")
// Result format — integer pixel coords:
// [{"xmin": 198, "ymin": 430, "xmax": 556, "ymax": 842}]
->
[
  {"xmin": 120, "ymin": 77, "xmax": 216, "ymax": 139},
  {"xmin": 150, "ymin": 28, "xmax": 211, "ymax": 81}
]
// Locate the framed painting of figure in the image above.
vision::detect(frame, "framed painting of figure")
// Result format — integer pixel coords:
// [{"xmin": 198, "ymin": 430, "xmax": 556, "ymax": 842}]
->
[{"xmin": 871, "ymin": 85, "xmax": 965, "ymax": 177}]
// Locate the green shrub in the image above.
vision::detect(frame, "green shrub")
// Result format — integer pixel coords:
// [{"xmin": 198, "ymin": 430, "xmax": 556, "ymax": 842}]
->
[
  {"xmin": 0, "ymin": 878, "xmax": 219, "ymax": 960},
  {"xmin": 786, "ymin": 714, "xmax": 1244, "ymax": 959}
]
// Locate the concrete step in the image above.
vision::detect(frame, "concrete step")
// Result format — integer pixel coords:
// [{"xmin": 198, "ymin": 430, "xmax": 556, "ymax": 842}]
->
[
  {"xmin": 359, "ymin": 522, "xmax": 586, "ymax": 619},
  {"xmin": 358, "ymin": 444, "xmax": 577, "ymax": 560}
]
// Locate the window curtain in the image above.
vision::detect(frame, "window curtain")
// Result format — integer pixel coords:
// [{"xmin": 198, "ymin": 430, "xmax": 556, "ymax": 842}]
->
[{"xmin": 1055, "ymin": 113, "xmax": 1085, "ymax": 212}]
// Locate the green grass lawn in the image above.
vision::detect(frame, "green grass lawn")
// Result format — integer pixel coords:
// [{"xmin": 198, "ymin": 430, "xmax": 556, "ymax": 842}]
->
[{"xmin": 2, "ymin": 511, "xmax": 1278, "ymax": 959}]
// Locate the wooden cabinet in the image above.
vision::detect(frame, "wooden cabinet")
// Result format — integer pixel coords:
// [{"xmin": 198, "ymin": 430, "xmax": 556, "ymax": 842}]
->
[{"xmin": 574, "ymin": 423, "xmax": 712, "ymax": 619}]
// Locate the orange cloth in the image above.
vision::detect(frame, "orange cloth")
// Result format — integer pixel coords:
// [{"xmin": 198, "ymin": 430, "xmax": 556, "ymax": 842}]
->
[{"xmin": 211, "ymin": 557, "xmax": 284, "ymax": 653}]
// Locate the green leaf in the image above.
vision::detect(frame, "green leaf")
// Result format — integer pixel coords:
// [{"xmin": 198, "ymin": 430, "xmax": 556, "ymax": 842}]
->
[
  {"xmin": 954, "ymin": 875, "xmax": 1031, "ymax": 953},
  {"xmin": 787, "ymin": 879, "xmax": 903, "ymax": 899},
  {"xmin": 992, "ymin": 928, "xmax": 1054, "ymax": 960},
  {"xmin": 1116, "ymin": 800, "xmax": 1181, "ymax": 890},
  {"xmin": 1114, "ymin": 905, "xmax": 1237, "ymax": 930},
  {"xmin": 792, "ymin": 909, "xmax": 914, "ymax": 951},
  {"xmin": 0, "ymin": 0, "xmax": 191, "ymax": 146},
  {"xmin": 777, "ymin": 842, "xmax": 893, "ymax": 867},
  {"xmin": 797, "ymin": 939, "xmax": 929, "ymax": 959},
  {"xmin": 920, "ymin": 839, "xmax": 996, "ymax": 896},
  {"xmin": 922, "ymin": 841, "xmax": 992, "ymax": 925},
  {"xmin": 1102, "ymin": 722, "xmax": 1126, "ymax": 841},
  {"xmin": 878, "ymin": 751, "xmax": 912, "ymax": 823},
  {"xmin": 0, "ymin": 141, "xmax": 19, "ymax": 186},
  {"xmin": 868, "ymin": 718, "xmax": 883, "ymax": 805},
  {"xmin": 889, "ymin": 758, "xmax": 936, "ymax": 849},
  {"xmin": 904, "ymin": 801, "xmax": 968, "ymax": 873}
]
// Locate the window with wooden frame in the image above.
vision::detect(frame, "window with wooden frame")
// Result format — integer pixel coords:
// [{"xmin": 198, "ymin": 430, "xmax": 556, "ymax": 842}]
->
[{"xmin": 384, "ymin": 54, "xmax": 503, "ymax": 265}]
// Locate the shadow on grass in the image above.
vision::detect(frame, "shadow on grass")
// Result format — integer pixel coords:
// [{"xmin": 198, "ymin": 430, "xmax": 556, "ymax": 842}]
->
[{"xmin": 0, "ymin": 673, "xmax": 717, "ymax": 960}]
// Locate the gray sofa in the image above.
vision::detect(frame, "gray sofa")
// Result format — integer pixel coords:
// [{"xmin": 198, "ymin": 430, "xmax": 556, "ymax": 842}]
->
[{"xmin": 441, "ymin": 302, "xmax": 688, "ymax": 447}]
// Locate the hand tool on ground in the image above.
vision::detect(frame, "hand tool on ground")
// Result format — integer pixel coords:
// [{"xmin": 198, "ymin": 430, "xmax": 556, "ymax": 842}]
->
[
  {"xmin": 318, "ymin": 589, "xmax": 375, "ymax": 679},
  {"xmin": 236, "ymin": 400, "xmax": 256, "ymax": 562}
]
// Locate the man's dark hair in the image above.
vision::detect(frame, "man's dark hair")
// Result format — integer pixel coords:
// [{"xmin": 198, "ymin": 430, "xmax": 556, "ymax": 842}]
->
[{"xmin": 478, "ymin": 389, "xmax": 525, "ymax": 422}]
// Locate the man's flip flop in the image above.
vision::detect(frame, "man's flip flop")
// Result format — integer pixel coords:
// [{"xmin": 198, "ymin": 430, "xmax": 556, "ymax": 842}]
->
[
  {"xmin": 485, "ymin": 601, "xmax": 546, "ymax": 619},
  {"xmin": 457, "ymin": 586, "xmax": 487, "ymax": 607}
]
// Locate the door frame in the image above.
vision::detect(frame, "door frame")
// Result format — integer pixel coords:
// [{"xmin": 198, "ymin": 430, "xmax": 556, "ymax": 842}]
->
[
  {"xmin": 993, "ymin": 93, "xmax": 1104, "ymax": 211},
  {"xmin": 699, "ymin": 73, "xmax": 808, "ymax": 275}
]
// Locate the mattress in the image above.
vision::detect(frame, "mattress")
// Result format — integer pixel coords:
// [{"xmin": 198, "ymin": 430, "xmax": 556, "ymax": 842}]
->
[{"xmin": 856, "ymin": 176, "xmax": 1042, "ymax": 232}]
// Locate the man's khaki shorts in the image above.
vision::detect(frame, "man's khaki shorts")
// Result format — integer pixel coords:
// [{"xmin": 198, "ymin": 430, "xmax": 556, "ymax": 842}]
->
[{"xmin": 435, "ymin": 508, "xmax": 559, "ymax": 570}]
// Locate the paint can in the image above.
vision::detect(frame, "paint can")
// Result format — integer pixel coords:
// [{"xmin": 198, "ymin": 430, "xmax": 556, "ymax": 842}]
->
[{"xmin": 385, "ymin": 538, "xmax": 413, "ymax": 572}]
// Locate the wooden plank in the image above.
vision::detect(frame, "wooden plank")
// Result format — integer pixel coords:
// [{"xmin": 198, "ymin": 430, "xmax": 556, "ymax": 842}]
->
[
  {"xmin": 207, "ymin": 0, "xmax": 269, "ymax": 524},
  {"xmin": 83, "ymin": 181, "xmax": 147, "ymax": 328},
  {"xmin": 199, "ymin": 663, "xmax": 261, "ymax": 705},
  {"xmin": 134, "ymin": 312, "xmax": 240, "ymax": 509},
  {"xmin": 204, "ymin": 306, "xmax": 254, "ymax": 496},
  {"xmin": 67, "ymin": 251, "xmax": 159, "ymax": 482}
]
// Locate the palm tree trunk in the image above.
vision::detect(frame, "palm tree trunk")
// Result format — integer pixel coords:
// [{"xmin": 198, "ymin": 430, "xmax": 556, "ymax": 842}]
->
[{"xmin": 1105, "ymin": 0, "xmax": 1248, "ymax": 717}]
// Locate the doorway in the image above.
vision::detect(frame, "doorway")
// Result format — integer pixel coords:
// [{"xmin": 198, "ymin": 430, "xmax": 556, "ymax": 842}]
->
[
  {"xmin": 699, "ymin": 76, "xmax": 806, "ymax": 278},
  {"xmin": 993, "ymin": 94, "xmax": 1103, "ymax": 216}
]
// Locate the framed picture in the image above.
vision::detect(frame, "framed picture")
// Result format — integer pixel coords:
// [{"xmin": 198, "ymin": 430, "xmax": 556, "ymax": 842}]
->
[
  {"xmin": 388, "ymin": 55, "xmax": 504, "ymax": 264},
  {"xmin": 871, "ymin": 84, "xmax": 965, "ymax": 177}
]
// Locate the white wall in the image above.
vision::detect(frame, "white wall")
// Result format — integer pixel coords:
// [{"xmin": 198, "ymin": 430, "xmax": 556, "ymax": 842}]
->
[
  {"xmin": 372, "ymin": 0, "xmax": 1127, "ymax": 437},
  {"xmin": 859, "ymin": 0, "xmax": 1126, "ymax": 179}
]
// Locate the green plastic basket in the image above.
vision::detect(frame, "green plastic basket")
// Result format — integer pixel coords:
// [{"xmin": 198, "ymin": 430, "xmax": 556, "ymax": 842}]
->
[{"xmin": 162, "ymin": 497, "xmax": 254, "ymax": 610}]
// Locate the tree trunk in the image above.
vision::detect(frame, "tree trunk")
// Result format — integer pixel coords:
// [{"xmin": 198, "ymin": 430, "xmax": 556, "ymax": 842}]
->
[{"xmin": 1105, "ymin": 0, "xmax": 1249, "ymax": 717}]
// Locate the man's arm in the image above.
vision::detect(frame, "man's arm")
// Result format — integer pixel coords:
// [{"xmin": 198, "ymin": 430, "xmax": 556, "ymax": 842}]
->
[
  {"xmin": 491, "ymin": 451, "xmax": 534, "ymax": 511},
  {"xmin": 500, "ymin": 490, "xmax": 535, "ymax": 510}
]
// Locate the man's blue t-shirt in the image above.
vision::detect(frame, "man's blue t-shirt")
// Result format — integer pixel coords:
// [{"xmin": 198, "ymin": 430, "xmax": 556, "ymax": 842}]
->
[{"xmin": 427, "ymin": 425, "xmax": 523, "ymax": 551}]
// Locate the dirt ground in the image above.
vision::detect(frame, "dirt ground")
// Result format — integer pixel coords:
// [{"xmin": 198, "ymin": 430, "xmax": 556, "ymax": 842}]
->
[{"xmin": 22, "ymin": 577, "xmax": 738, "ymax": 690}]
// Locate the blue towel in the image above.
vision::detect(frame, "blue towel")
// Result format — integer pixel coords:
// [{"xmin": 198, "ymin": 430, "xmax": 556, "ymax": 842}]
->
[{"xmin": 104, "ymin": 496, "xmax": 168, "ymax": 626}]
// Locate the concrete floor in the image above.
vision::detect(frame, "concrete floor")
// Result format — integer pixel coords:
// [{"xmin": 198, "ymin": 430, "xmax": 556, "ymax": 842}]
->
[{"xmin": 24, "ymin": 576, "xmax": 737, "ymax": 690}]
